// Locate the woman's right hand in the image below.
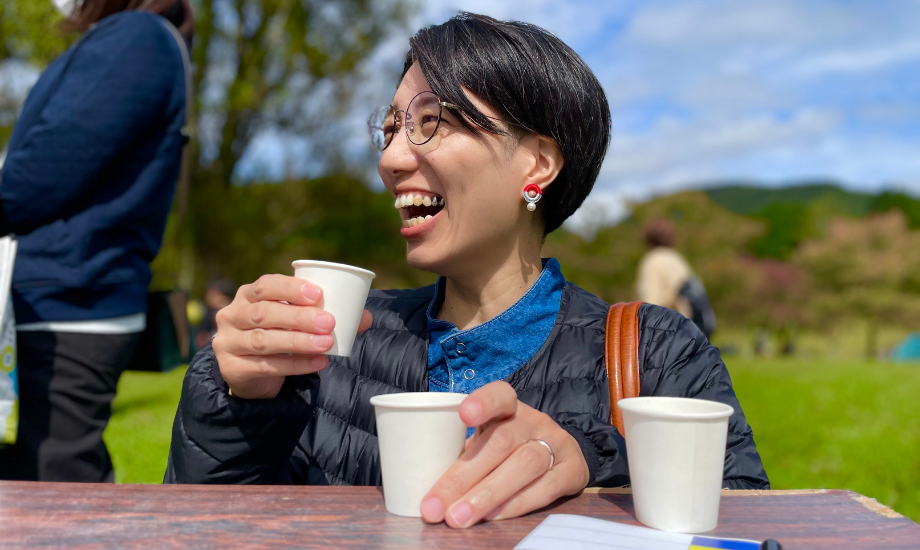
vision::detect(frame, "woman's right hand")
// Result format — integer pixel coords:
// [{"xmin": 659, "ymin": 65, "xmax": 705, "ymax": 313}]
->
[{"xmin": 211, "ymin": 274, "xmax": 373, "ymax": 400}]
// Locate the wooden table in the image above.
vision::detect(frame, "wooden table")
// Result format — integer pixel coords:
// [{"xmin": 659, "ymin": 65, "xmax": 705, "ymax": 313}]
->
[{"xmin": 0, "ymin": 482, "xmax": 916, "ymax": 549}]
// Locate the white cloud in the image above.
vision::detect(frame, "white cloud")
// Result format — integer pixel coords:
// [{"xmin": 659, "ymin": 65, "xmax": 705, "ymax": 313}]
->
[
  {"xmin": 603, "ymin": 109, "xmax": 841, "ymax": 180},
  {"xmin": 563, "ymin": 191, "xmax": 633, "ymax": 237},
  {"xmin": 621, "ymin": 0, "xmax": 857, "ymax": 49},
  {"xmin": 792, "ymin": 40, "xmax": 920, "ymax": 76}
]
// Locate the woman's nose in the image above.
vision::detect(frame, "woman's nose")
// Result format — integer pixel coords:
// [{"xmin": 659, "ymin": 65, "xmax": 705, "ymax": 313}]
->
[{"xmin": 378, "ymin": 129, "xmax": 419, "ymax": 178}]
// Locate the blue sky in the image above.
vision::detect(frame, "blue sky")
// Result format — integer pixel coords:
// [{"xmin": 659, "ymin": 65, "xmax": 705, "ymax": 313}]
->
[
  {"xmin": 5, "ymin": 0, "xmax": 919, "ymax": 234},
  {"xmin": 351, "ymin": 0, "xmax": 920, "ymax": 233}
]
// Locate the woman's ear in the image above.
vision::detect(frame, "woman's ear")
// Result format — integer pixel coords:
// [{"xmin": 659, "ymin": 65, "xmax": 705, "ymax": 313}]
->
[{"xmin": 521, "ymin": 134, "xmax": 564, "ymax": 192}]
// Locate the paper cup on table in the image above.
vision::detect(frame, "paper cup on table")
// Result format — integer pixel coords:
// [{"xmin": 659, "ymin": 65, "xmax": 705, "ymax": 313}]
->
[
  {"xmin": 370, "ymin": 392, "xmax": 468, "ymax": 517},
  {"xmin": 618, "ymin": 397, "xmax": 733, "ymax": 533},
  {"xmin": 292, "ymin": 260, "xmax": 375, "ymax": 358}
]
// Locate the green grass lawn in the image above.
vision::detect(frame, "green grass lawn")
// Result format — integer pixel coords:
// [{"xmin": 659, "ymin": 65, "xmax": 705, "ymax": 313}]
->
[
  {"xmin": 104, "ymin": 358, "xmax": 920, "ymax": 522},
  {"xmin": 726, "ymin": 358, "xmax": 920, "ymax": 522},
  {"xmin": 104, "ymin": 366, "xmax": 187, "ymax": 484}
]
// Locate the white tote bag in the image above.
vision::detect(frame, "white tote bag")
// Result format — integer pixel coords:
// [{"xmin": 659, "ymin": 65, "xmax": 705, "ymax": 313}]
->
[{"xmin": 0, "ymin": 236, "xmax": 17, "ymax": 445}]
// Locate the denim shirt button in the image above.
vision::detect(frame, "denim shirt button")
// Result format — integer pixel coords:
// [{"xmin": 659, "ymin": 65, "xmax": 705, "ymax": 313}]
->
[
  {"xmin": 455, "ymin": 342, "xmax": 466, "ymax": 355},
  {"xmin": 463, "ymin": 369, "xmax": 475, "ymax": 380}
]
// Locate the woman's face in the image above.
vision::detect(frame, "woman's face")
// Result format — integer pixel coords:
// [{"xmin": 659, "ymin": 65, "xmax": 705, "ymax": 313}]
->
[{"xmin": 378, "ymin": 63, "xmax": 544, "ymax": 277}]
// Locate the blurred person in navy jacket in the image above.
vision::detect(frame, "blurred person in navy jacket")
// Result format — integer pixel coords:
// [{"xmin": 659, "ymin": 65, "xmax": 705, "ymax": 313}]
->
[{"xmin": 0, "ymin": 0, "xmax": 193, "ymax": 482}]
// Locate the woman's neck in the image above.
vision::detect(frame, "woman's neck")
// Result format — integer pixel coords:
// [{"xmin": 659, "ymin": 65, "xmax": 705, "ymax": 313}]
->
[{"xmin": 437, "ymin": 248, "xmax": 545, "ymax": 331}]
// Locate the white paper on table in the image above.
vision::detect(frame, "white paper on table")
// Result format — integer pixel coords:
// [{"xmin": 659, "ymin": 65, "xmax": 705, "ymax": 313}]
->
[{"xmin": 514, "ymin": 514, "xmax": 763, "ymax": 550}]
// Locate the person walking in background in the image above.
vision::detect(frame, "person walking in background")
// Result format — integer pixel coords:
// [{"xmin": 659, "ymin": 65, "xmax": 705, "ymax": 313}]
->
[
  {"xmin": 193, "ymin": 279, "xmax": 235, "ymax": 351},
  {"xmin": 637, "ymin": 219, "xmax": 717, "ymax": 338},
  {"xmin": 0, "ymin": 0, "xmax": 193, "ymax": 482}
]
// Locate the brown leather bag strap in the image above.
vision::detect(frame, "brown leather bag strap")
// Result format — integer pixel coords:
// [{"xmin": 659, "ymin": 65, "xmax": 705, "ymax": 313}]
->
[{"xmin": 605, "ymin": 301, "xmax": 643, "ymax": 434}]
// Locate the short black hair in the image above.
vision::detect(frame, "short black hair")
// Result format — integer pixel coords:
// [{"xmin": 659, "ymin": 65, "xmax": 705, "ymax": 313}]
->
[{"xmin": 403, "ymin": 12, "xmax": 611, "ymax": 235}]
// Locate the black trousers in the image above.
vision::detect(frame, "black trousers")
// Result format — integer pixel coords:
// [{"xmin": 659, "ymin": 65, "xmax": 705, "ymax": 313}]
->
[{"xmin": 0, "ymin": 331, "xmax": 140, "ymax": 482}]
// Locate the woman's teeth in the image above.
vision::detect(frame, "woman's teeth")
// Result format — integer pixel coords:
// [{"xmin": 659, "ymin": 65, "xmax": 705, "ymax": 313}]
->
[
  {"xmin": 403, "ymin": 215, "xmax": 433, "ymax": 228},
  {"xmin": 393, "ymin": 192, "xmax": 445, "ymax": 229},
  {"xmin": 393, "ymin": 193, "xmax": 444, "ymax": 208}
]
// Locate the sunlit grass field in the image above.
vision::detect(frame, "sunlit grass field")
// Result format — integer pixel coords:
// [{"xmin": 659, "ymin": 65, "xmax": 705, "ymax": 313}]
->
[
  {"xmin": 727, "ymin": 358, "xmax": 920, "ymax": 522},
  {"xmin": 104, "ymin": 358, "xmax": 920, "ymax": 522}
]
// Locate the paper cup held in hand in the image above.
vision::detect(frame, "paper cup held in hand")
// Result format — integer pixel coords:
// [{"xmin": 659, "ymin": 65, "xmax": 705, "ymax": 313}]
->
[
  {"xmin": 370, "ymin": 392, "xmax": 468, "ymax": 517},
  {"xmin": 618, "ymin": 397, "xmax": 733, "ymax": 533},
  {"xmin": 292, "ymin": 260, "xmax": 375, "ymax": 358}
]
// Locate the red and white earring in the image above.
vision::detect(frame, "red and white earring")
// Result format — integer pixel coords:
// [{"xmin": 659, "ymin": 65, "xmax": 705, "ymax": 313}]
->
[{"xmin": 523, "ymin": 184, "xmax": 542, "ymax": 212}]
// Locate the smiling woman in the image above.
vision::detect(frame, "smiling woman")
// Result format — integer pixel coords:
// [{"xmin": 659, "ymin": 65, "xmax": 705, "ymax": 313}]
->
[{"xmin": 165, "ymin": 12, "xmax": 768, "ymax": 529}]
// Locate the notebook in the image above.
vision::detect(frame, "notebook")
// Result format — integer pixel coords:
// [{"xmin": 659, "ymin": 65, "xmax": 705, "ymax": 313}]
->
[{"xmin": 515, "ymin": 514, "xmax": 765, "ymax": 550}]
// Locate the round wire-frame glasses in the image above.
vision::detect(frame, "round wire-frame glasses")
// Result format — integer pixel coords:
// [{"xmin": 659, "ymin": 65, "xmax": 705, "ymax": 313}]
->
[{"xmin": 367, "ymin": 90, "xmax": 530, "ymax": 151}]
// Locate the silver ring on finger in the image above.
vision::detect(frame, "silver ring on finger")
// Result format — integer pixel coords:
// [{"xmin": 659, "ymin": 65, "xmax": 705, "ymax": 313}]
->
[{"xmin": 532, "ymin": 439, "xmax": 555, "ymax": 471}]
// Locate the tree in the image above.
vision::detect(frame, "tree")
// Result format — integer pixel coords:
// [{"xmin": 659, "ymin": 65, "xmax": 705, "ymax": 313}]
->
[
  {"xmin": 868, "ymin": 191, "xmax": 920, "ymax": 230},
  {"xmin": 0, "ymin": 0, "xmax": 413, "ymax": 292},
  {"xmin": 180, "ymin": 0, "xmax": 411, "ymax": 289},
  {"xmin": 793, "ymin": 212, "xmax": 920, "ymax": 358},
  {"xmin": 545, "ymin": 191, "xmax": 765, "ymax": 307},
  {"xmin": 0, "ymin": 1, "xmax": 73, "ymax": 147},
  {"xmin": 749, "ymin": 202, "xmax": 815, "ymax": 260}
]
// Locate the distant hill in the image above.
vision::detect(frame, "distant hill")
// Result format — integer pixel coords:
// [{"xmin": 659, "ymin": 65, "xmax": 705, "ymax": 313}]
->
[{"xmin": 704, "ymin": 182, "xmax": 875, "ymax": 217}]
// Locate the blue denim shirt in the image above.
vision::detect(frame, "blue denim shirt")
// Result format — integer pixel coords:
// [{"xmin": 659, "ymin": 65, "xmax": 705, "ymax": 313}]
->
[{"xmin": 427, "ymin": 258, "xmax": 566, "ymax": 405}]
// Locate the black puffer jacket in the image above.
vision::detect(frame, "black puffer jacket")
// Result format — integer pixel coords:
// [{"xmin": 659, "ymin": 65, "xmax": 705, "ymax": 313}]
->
[{"xmin": 164, "ymin": 283, "xmax": 769, "ymax": 489}]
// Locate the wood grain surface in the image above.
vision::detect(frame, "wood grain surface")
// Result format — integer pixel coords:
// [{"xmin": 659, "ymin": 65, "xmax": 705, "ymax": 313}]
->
[{"xmin": 0, "ymin": 482, "xmax": 917, "ymax": 549}]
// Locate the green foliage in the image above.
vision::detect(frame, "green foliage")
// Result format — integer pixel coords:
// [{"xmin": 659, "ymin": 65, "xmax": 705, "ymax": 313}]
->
[
  {"xmin": 0, "ymin": 0, "xmax": 72, "ymax": 66},
  {"xmin": 0, "ymin": 0, "xmax": 413, "ymax": 294},
  {"xmin": 180, "ymin": 0, "xmax": 412, "ymax": 292},
  {"xmin": 868, "ymin": 191, "xmax": 920, "ymax": 229},
  {"xmin": 104, "ymin": 367, "xmax": 188, "ymax": 484},
  {"xmin": 706, "ymin": 183, "xmax": 875, "ymax": 217},
  {"xmin": 551, "ymin": 187, "xmax": 920, "ymax": 348},
  {"xmin": 176, "ymin": 175, "xmax": 432, "ymax": 294},
  {"xmin": 792, "ymin": 212, "xmax": 920, "ymax": 356},
  {"xmin": 749, "ymin": 203, "xmax": 814, "ymax": 260},
  {"xmin": 729, "ymin": 357, "xmax": 920, "ymax": 522},
  {"xmin": 0, "ymin": 0, "xmax": 74, "ymax": 147},
  {"xmin": 548, "ymin": 191, "xmax": 766, "ymax": 310}
]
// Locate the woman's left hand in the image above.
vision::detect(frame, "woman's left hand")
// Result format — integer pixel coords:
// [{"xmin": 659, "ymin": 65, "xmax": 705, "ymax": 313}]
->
[{"xmin": 420, "ymin": 381, "xmax": 590, "ymax": 528}]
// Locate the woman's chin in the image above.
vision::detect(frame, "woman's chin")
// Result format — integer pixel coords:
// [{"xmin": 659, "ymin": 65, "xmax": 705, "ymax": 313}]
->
[{"xmin": 405, "ymin": 244, "xmax": 450, "ymax": 274}]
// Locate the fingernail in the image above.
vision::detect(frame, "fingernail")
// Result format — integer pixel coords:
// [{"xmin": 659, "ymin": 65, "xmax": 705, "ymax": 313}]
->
[
  {"xmin": 420, "ymin": 497, "xmax": 444, "ymax": 522},
  {"xmin": 302, "ymin": 284, "xmax": 322, "ymax": 301},
  {"xmin": 310, "ymin": 356, "xmax": 328, "ymax": 370},
  {"xmin": 448, "ymin": 503, "xmax": 473, "ymax": 527},
  {"xmin": 314, "ymin": 312, "xmax": 335, "ymax": 331},
  {"xmin": 313, "ymin": 334, "xmax": 334, "ymax": 349},
  {"xmin": 465, "ymin": 401, "xmax": 481, "ymax": 424}
]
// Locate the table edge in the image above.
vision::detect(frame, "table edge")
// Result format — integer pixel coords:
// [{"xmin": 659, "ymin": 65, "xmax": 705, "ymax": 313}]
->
[{"xmin": 581, "ymin": 487, "xmax": 907, "ymax": 520}]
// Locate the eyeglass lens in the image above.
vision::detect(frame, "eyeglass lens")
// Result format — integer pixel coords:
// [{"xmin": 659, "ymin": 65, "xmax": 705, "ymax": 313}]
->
[{"xmin": 368, "ymin": 91, "xmax": 443, "ymax": 151}]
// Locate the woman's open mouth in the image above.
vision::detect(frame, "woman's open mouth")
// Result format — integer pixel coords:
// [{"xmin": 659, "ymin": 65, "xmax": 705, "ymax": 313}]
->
[{"xmin": 394, "ymin": 192, "xmax": 445, "ymax": 229}]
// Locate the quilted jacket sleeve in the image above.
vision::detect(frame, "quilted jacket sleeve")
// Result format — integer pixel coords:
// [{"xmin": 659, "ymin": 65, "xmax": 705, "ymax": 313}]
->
[
  {"xmin": 555, "ymin": 412, "xmax": 630, "ymax": 488},
  {"xmin": 163, "ymin": 343, "xmax": 314, "ymax": 484},
  {"xmin": 638, "ymin": 305, "xmax": 770, "ymax": 489},
  {"xmin": 555, "ymin": 305, "xmax": 769, "ymax": 490}
]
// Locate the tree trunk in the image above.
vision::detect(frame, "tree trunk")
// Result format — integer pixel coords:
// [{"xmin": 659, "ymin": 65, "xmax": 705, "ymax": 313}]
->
[{"xmin": 865, "ymin": 316, "xmax": 878, "ymax": 360}]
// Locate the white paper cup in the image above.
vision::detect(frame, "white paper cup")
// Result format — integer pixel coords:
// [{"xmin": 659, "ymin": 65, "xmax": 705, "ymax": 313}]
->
[
  {"xmin": 370, "ymin": 392, "xmax": 468, "ymax": 517},
  {"xmin": 292, "ymin": 260, "xmax": 375, "ymax": 358},
  {"xmin": 618, "ymin": 397, "xmax": 734, "ymax": 533}
]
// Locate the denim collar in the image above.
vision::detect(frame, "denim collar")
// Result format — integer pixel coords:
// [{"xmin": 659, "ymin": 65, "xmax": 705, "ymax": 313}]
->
[{"xmin": 425, "ymin": 258, "xmax": 566, "ymax": 394}]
